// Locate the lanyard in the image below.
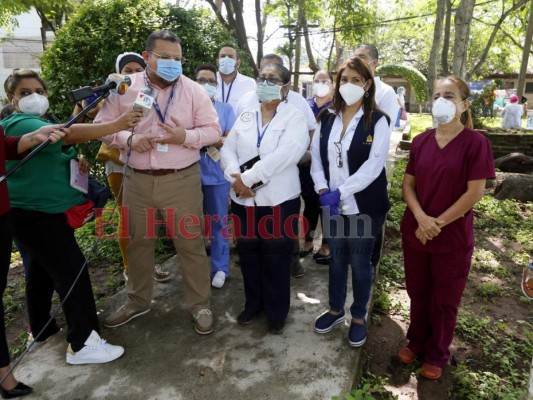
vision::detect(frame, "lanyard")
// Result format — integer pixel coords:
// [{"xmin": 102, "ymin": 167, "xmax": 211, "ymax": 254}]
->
[
  {"xmin": 256, "ymin": 111, "xmax": 276, "ymax": 148},
  {"xmin": 221, "ymin": 79, "xmax": 234, "ymax": 104},
  {"xmin": 144, "ymin": 74, "xmax": 177, "ymax": 123}
]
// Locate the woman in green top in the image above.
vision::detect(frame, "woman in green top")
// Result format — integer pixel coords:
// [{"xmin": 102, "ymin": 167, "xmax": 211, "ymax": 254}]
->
[{"xmin": 2, "ymin": 69, "xmax": 141, "ymax": 366}]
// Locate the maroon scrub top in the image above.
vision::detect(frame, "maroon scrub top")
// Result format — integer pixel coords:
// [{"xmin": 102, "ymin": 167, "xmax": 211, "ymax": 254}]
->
[{"xmin": 400, "ymin": 128, "xmax": 495, "ymax": 253}]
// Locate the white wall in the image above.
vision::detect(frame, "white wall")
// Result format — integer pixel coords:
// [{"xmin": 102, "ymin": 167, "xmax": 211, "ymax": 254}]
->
[{"xmin": 0, "ymin": 10, "xmax": 54, "ymax": 100}]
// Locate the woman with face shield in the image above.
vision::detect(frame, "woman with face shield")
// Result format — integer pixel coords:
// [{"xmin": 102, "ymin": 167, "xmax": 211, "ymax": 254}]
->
[
  {"xmin": 220, "ymin": 63, "xmax": 309, "ymax": 334},
  {"xmin": 398, "ymin": 76, "xmax": 495, "ymax": 380}
]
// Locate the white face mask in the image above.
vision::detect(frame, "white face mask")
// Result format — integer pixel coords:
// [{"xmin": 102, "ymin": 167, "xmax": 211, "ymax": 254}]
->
[
  {"xmin": 432, "ymin": 97, "xmax": 460, "ymax": 125},
  {"xmin": 312, "ymin": 83, "xmax": 330, "ymax": 98},
  {"xmin": 218, "ymin": 57, "xmax": 236, "ymax": 75},
  {"xmin": 339, "ymin": 82, "xmax": 365, "ymax": 106},
  {"xmin": 16, "ymin": 93, "xmax": 49, "ymax": 115}
]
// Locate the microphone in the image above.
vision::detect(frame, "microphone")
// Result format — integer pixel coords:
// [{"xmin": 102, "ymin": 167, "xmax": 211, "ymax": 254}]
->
[
  {"xmin": 132, "ymin": 86, "xmax": 156, "ymax": 117},
  {"xmin": 94, "ymin": 74, "xmax": 131, "ymax": 96},
  {"xmin": 67, "ymin": 74, "xmax": 131, "ymax": 103}
]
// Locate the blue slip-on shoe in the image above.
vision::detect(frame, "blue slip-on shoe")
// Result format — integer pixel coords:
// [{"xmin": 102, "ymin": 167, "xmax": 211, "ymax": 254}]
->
[
  {"xmin": 314, "ymin": 309, "xmax": 345, "ymax": 334},
  {"xmin": 348, "ymin": 320, "xmax": 367, "ymax": 347}
]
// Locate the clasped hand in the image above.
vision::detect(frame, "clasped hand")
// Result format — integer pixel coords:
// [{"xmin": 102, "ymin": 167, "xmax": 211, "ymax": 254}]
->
[
  {"xmin": 130, "ymin": 116, "xmax": 187, "ymax": 153},
  {"xmin": 319, "ymin": 189, "xmax": 341, "ymax": 217},
  {"xmin": 415, "ymin": 213, "xmax": 445, "ymax": 245},
  {"xmin": 230, "ymin": 173, "xmax": 255, "ymax": 198}
]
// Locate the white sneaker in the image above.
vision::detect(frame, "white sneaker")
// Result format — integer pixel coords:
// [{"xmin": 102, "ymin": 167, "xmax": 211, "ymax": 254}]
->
[
  {"xmin": 66, "ymin": 330, "xmax": 124, "ymax": 365},
  {"xmin": 211, "ymin": 271, "xmax": 226, "ymax": 288}
]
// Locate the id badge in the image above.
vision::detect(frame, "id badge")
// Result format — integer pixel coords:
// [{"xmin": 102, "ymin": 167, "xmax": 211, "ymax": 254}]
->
[
  {"xmin": 206, "ymin": 145, "xmax": 221, "ymax": 162},
  {"xmin": 156, "ymin": 130, "xmax": 169, "ymax": 153}
]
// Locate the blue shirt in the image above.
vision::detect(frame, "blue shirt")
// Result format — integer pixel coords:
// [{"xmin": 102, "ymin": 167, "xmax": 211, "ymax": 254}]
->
[
  {"xmin": 306, "ymin": 98, "xmax": 332, "ymax": 117},
  {"xmin": 200, "ymin": 100, "xmax": 236, "ymax": 185}
]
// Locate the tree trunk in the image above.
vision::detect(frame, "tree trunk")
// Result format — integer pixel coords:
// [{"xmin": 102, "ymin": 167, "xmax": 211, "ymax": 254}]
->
[
  {"xmin": 255, "ymin": 0, "xmax": 264, "ymax": 66},
  {"xmin": 452, "ymin": 0, "xmax": 475, "ymax": 79},
  {"xmin": 327, "ymin": 16, "xmax": 337, "ymax": 71},
  {"xmin": 467, "ymin": 0, "xmax": 528, "ymax": 80},
  {"xmin": 302, "ymin": 11, "xmax": 318, "ymax": 73},
  {"xmin": 427, "ymin": 0, "xmax": 447, "ymax": 101},
  {"xmin": 293, "ymin": 1, "xmax": 305, "ymax": 92},
  {"xmin": 230, "ymin": 0, "xmax": 258, "ymax": 75},
  {"xmin": 441, "ymin": 0, "xmax": 452, "ymax": 76},
  {"xmin": 517, "ymin": 0, "xmax": 533, "ymax": 99}
]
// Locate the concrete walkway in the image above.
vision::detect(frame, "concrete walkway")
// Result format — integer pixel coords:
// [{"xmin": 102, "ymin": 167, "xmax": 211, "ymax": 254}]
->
[{"xmin": 13, "ymin": 129, "xmax": 404, "ymax": 400}]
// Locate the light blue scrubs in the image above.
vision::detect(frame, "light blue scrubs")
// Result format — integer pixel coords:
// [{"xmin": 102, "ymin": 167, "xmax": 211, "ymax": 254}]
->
[{"xmin": 200, "ymin": 100, "xmax": 236, "ymax": 277}]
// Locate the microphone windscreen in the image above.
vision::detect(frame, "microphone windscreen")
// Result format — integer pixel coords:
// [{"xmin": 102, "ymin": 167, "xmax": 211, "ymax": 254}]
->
[{"xmin": 105, "ymin": 74, "xmax": 131, "ymax": 95}]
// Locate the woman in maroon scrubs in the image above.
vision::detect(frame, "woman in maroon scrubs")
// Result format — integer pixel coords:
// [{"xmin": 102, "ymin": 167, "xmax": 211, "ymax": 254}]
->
[
  {"xmin": 398, "ymin": 76, "xmax": 495, "ymax": 380},
  {"xmin": 0, "ymin": 125, "xmax": 64, "ymax": 398}
]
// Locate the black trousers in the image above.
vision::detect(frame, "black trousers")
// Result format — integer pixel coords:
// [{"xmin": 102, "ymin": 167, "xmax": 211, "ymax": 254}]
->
[
  {"xmin": 232, "ymin": 197, "xmax": 300, "ymax": 323},
  {"xmin": 0, "ymin": 213, "xmax": 12, "ymax": 367},
  {"xmin": 11, "ymin": 208, "xmax": 99, "ymax": 352}
]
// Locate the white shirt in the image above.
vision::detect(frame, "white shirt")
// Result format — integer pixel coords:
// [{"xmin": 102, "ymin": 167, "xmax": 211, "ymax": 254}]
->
[
  {"xmin": 374, "ymin": 76, "xmax": 399, "ymax": 130},
  {"xmin": 215, "ymin": 72, "xmax": 256, "ymax": 112},
  {"xmin": 310, "ymin": 108, "xmax": 391, "ymax": 215},
  {"xmin": 235, "ymin": 90, "xmax": 317, "ymax": 131},
  {"xmin": 221, "ymin": 101, "xmax": 309, "ymax": 207},
  {"xmin": 501, "ymin": 103, "xmax": 523, "ymax": 129}
]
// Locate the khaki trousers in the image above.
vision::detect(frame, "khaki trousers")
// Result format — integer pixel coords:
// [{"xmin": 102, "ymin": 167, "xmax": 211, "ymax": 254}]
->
[{"xmin": 123, "ymin": 163, "xmax": 211, "ymax": 313}]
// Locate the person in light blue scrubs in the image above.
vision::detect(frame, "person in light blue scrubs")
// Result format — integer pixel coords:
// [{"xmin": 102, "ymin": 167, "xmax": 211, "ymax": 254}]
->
[{"xmin": 194, "ymin": 63, "xmax": 236, "ymax": 289}]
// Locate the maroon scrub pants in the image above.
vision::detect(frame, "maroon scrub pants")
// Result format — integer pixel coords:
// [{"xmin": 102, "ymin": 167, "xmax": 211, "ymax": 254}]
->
[{"xmin": 402, "ymin": 240, "xmax": 473, "ymax": 368}]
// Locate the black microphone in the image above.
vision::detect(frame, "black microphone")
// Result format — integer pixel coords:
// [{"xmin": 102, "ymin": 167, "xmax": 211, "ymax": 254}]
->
[{"xmin": 68, "ymin": 74, "xmax": 132, "ymax": 103}]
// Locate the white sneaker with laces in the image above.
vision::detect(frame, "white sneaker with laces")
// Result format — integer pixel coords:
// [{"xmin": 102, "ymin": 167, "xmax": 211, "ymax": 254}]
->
[
  {"xmin": 211, "ymin": 271, "xmax": 226, "ymax": 288},
  {"xmin": 66, "ymin": 330, "xmax": 124, "ymax": 365}
]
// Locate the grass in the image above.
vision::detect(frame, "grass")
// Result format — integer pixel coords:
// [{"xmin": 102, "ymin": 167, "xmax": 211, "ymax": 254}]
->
[{"xmin": 358, "ymin": 149, "xmax": 533, "ymax": 399}]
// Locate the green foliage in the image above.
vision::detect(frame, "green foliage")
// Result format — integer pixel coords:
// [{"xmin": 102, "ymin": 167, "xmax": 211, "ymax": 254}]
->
[
  {"xmin": 41, "ymin": 0, "xmax": 238, "ymax": 120},
  {"xmin": 475, "ymin": 282, "xmax": 503, "ymax": 299},
  {"xmin": 333, "ymin": 371, "xmax": 398, "ymax": 400},
  {"xmin": 454, "ymin": 310, "xmax": 533, "ymax": 397},
  {"xmin": 376, "ymin": 64, "xmax": 427, "ymax": 103},
  {"xmin": 469, "ymin": 82, "xmax": 498, "ymax": 129}
]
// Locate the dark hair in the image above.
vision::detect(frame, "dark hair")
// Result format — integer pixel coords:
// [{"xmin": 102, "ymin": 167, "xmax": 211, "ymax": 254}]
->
[
  {"xmin": 218, "ymin": 45, "xmax": 238, "ymax": 59},
  {"xmin": 434, "ymin": 76, "xmax": 473, "ymax": 129},
  {"xmin": 332, "ymin": 58, "xmax": 380, "ymax": 131},
  {"xmin": 0, "ymin": 104, "xmax": 15, "ymax": 121},
  {"xmin": 261, "ymin": 54, "xmax": 284, "ymax": 66},
  {"xmin": 194, "ymin": 63, "xmax": 217, "ymax": 78},
  {"xmin": 356, "ymin": 44, "xmax": 379, "ymax": 60},
  {"xmin": 261, "ymin": 63, "xmax": 291, "ymax": 85},
  {"xmin": 4, "ymin": 69, "xmax": 48, "ymax": 95},
  {"xmin": 314, "ymin": 70, "xmax": 334, "ymax": 81},
  {"xmin": 145, "ymin": 30, "xmax": 181, "ymax": 51}
]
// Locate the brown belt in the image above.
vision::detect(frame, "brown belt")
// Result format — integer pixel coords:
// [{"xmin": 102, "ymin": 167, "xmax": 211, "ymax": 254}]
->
[{"xmin": 132, "ymin": 162, "xmax": 196, "ymax": 176}]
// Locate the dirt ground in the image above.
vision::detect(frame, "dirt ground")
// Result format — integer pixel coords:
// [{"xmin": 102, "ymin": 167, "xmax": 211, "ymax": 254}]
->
[{"xmin": 363, "ymin": 172, "xmax": 533, "ymax": 400}]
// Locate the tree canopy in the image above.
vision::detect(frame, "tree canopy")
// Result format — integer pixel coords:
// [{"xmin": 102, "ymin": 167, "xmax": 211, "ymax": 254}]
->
[{"xmin": 41, "ymin": 0, "xmax": 247, "ymax": 119}]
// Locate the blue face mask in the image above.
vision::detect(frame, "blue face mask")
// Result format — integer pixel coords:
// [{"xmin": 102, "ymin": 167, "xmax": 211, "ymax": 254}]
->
[
  {"xmin": 218, "ymin": 57, "xmax": 236, "ymax": 75},
  {"xmin": 156, "ymin": 59, "xmax": 182, "ymax": 82},
  {"xmin": 202, "ymin": 83, "xmax": 217, "ymax": 99},
  {"xmin": 256, "ymin": 81, "xmax": 282, "ymax": 102}
]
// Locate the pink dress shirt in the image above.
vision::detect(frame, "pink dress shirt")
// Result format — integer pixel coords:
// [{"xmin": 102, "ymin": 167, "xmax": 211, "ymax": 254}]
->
[{"xmin": 95, "ymin": 71, "xmax": 221, "ymax": 170}]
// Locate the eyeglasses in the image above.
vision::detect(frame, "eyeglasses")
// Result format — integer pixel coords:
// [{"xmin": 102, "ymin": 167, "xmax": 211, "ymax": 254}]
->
[
  {"xmin": 334, "ymin": 141, "xmax": 343, "ymax": 168},
  {"xmin": 314, "ymin": 79, "xmax": 332, "ymax": 85},
  {"xmin": 150, "ymin": 51, "xmax": 186, "ymax": 64},
  {"xmin": 256, "ymin": 77, "xmax": 282, "ymax": 86},
  {"xmin": 196, "ymin": 78, "xmax": 217, "ymax": 86}
]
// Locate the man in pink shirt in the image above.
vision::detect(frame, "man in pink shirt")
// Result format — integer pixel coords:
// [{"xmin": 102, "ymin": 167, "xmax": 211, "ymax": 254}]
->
[{"xmin": 95, "ymin": 30, "xmax": 220, "ymax": 335}]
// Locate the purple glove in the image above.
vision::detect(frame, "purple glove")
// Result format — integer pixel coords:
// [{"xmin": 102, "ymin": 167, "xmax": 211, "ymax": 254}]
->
[{"xmin": 319, "ymin": 189, "xmax": 341, "ymax": 217}]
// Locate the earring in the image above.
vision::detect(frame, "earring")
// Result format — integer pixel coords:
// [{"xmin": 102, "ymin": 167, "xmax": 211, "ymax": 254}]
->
[{"xmin": 364, "ymin": 91, "xmax": 369, "ymax": 98}]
